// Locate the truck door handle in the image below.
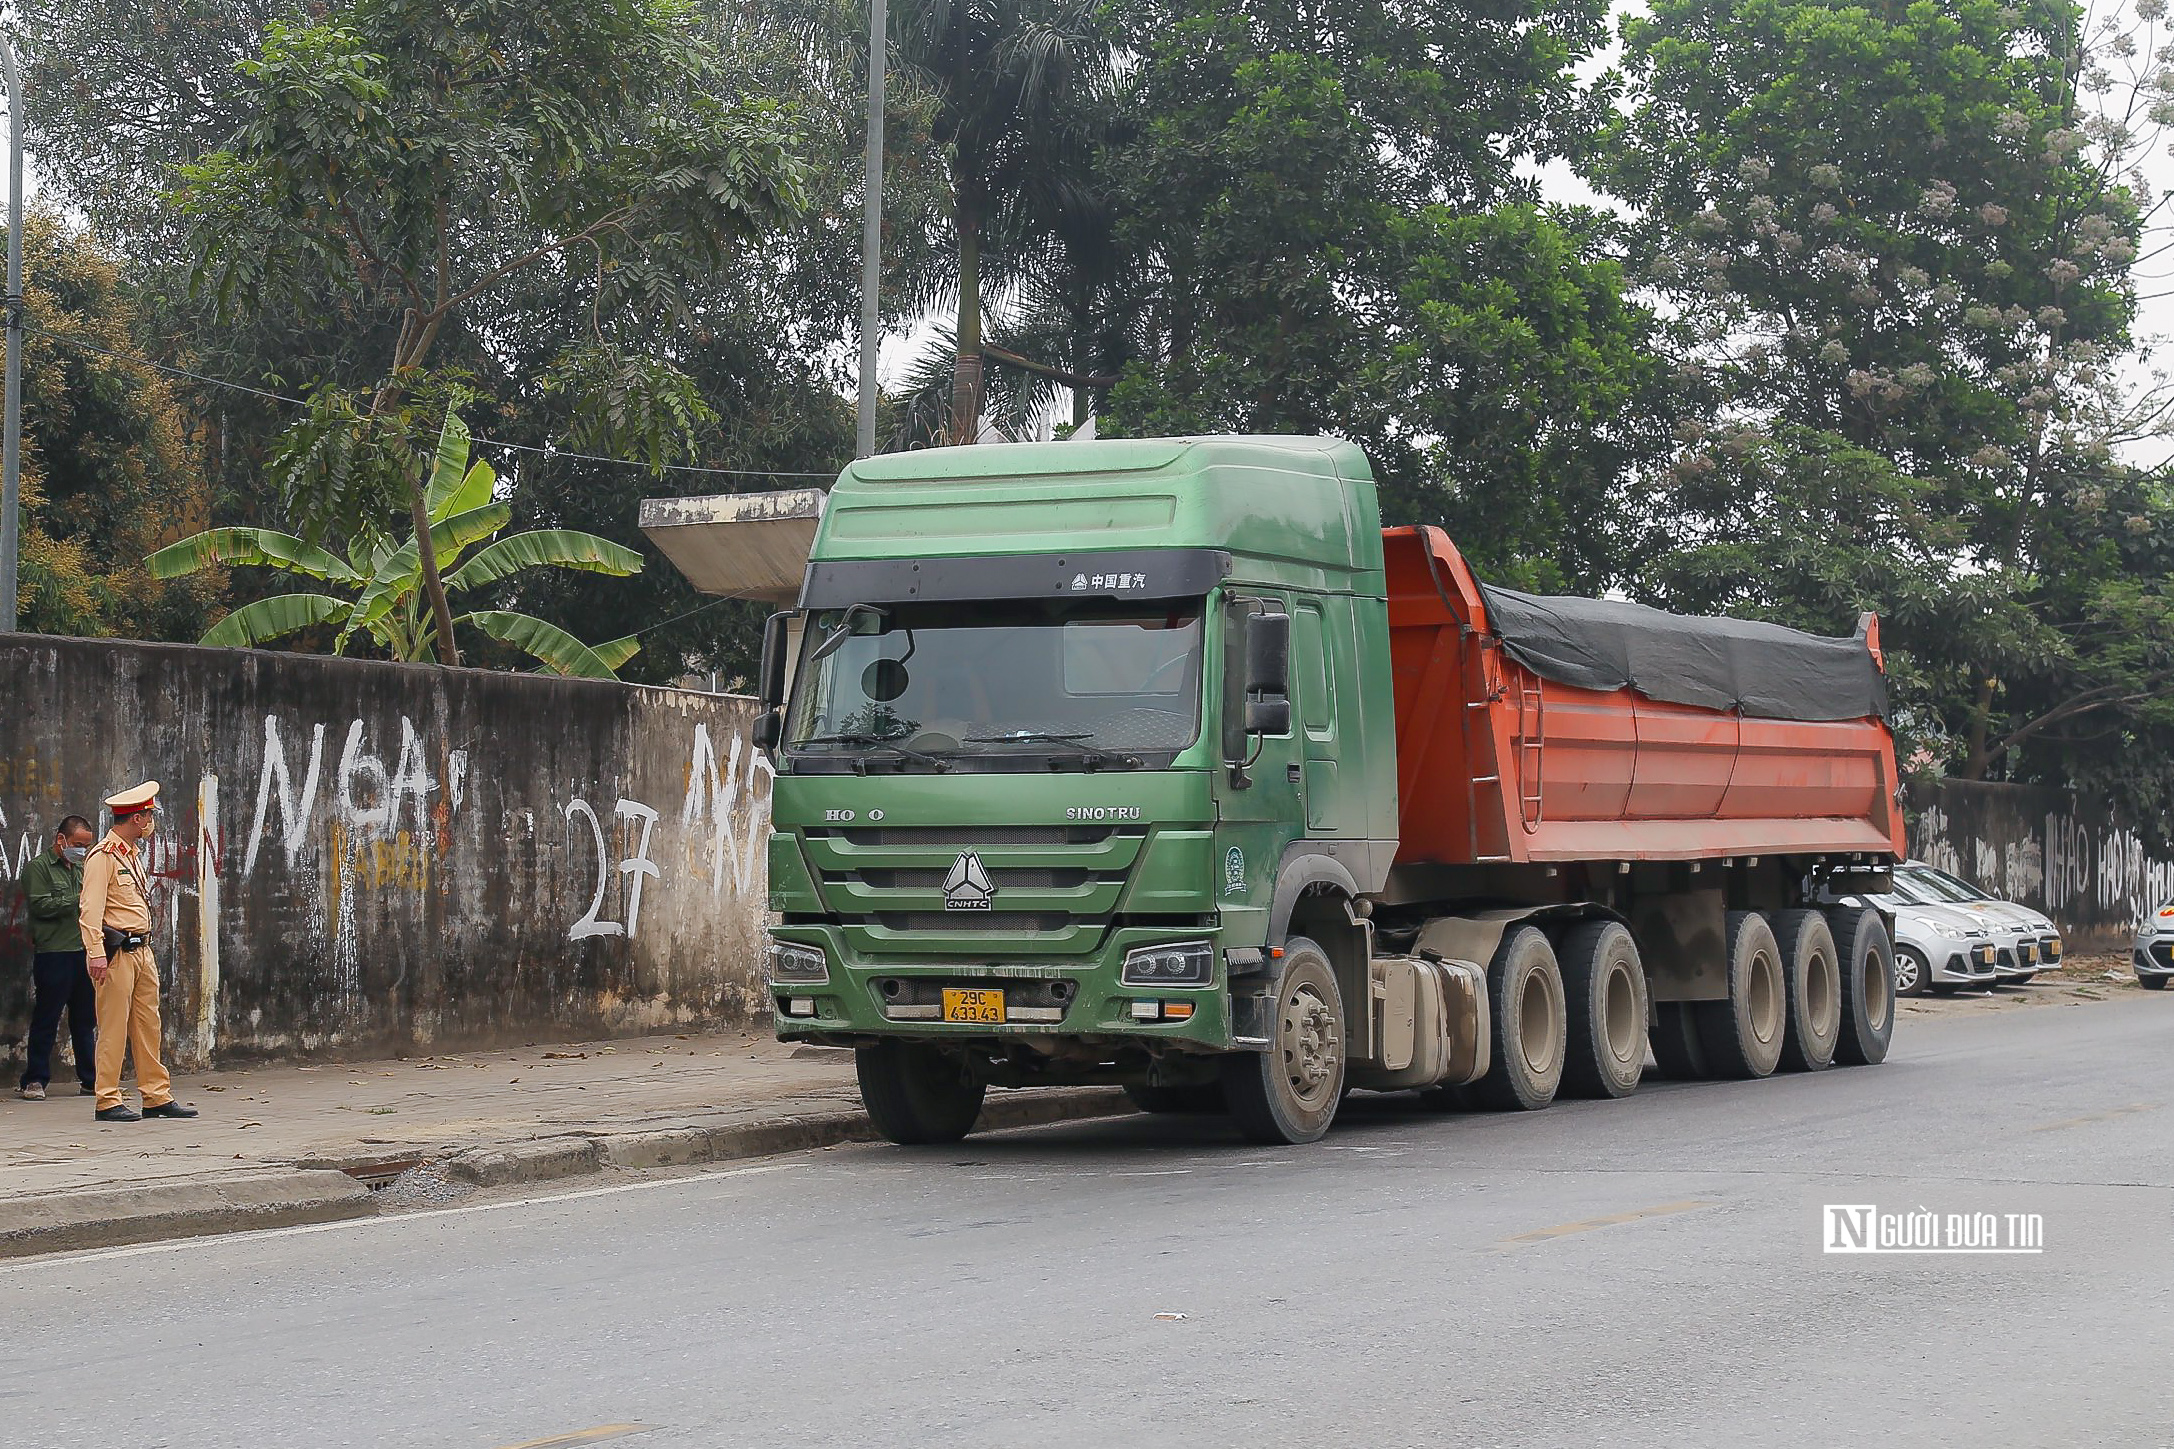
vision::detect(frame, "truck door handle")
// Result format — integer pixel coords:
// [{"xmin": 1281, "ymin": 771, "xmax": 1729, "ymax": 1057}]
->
[{"xmin": 1287, "ymin": 763, "xmax": 1303, "ymax": 783}]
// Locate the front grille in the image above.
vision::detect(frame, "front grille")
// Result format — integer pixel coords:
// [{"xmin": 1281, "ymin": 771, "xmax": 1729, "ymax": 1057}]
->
[
  {"xmin": 877, "ymin": 911, "xmax": 1072, "ymax": 934},
  {"xmin": 823, "ymin": 825, "xmax": 1122, "ymax": 847},
  {"xmin": 856, "ymin": 866, "xmax": 1093, "ymax": 891},
  {"xmin": 2042, "ymin": 936, "xmax": 2062, "ymax": 960}
]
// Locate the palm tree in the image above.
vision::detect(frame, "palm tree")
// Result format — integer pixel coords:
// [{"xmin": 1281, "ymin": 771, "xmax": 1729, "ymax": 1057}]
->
[
  {"xmin": 150, "ymin": 413, "xmax": 645, "ymax": 679},
  {"xmin": 890, "ymin": 0, "xmax": 1115, "ymax": 443}
]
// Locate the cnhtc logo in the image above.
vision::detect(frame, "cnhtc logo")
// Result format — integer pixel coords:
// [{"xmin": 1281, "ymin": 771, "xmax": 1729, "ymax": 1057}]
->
[{"xmin": 942, "ymin": 852, "xmax": 995, "ymax": 911}]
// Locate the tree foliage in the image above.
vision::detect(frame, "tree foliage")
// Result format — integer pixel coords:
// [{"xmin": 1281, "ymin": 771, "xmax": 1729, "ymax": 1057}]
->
[
  {"xmin": 174, "ymin": 0, "xmax": 811, "ymax": 664},
  {"xmin": 150, "ymin": 413, "xmax": 644, "ymax": 677},
  {"xmin": 7, "ymin": 215, "xmax": 221, "ymax": 638},
  {"xmin": 1597, "ymin": 0, "xmax": 2174, "ymax": 820}
]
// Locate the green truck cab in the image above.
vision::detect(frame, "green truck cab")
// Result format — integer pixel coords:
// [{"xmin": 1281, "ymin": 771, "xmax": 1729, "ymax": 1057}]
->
[{"xmin": 757, "ymin": 437, "xmax": 1399, "ymax": 1140}]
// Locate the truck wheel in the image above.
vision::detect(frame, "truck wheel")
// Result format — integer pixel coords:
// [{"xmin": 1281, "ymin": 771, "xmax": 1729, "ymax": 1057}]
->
[
  {"xmin": 1559, "ymin": 920, "xmax": 1648, "ymax": 1099},
  {"xmin": 1472, "ymin": 926, "xmax": 1566, "ymax": 1111},
  {"xmin": 1220, "ymin": 939, "xmax": 1345, "ymax": 1144},
  {"xmin": 1827, "ymin": 906, "xmax": 1895, "ymax": 1066},
  {"xmin": 855, "ymin": 1042, "xmax": 986, "ymax": 1145},
  {"xmin": 1692, "ymin": 911, "xmax": 1786, "ymax": 1079},
  {"xmin": 1893, "ymin": 946, "xmax": 1931, "ymax": 997},
  {"xmin": 1648, "ymin": 1002, "xmax": 1709, "ymax": 1080},
  {"xmin": 1773, "ymin": 909, "xmax": 1841, "ymax": 1073},
  {"xmin": 1123, "ymin": 1083, "xmax": 1226, "ymax": 1114}
]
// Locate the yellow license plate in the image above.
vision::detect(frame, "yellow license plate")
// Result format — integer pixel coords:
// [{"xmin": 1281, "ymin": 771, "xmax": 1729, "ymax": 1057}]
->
[
  {"xmin": 1979, "ymin": 947, "xmax": 1996, "ymax": 964},
  {"xmin": 941, "ymin": 988, "xmax": 1006, "ymax": 1024}
]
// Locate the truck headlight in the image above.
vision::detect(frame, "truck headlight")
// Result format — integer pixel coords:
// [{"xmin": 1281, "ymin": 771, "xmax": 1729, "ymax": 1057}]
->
[
  {"xmin": 1121, "ymin": 941, "xmax": 1215, "ymax": 988},
  {"xmin": 766, "ymin": 937, "xmax": 829, "ymax": 985}
]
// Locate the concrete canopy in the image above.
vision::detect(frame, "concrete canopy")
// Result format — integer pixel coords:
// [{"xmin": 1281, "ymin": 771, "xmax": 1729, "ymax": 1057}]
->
[{"xmin": 638, "ymin": 488, "xmax": 826, "ymax": 606}]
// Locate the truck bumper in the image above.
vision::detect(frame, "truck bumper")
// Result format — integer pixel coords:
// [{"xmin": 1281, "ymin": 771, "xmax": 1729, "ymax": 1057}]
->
[{"xmin": 767, "ymin": 925, "xmax": 1236, "ymax": 1054}]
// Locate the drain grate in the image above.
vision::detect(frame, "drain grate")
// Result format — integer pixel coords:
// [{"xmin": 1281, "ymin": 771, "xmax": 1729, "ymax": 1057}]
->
[{"xmin": 342, "ymin": 1158, "xmax": 425, "ymax": 1191}]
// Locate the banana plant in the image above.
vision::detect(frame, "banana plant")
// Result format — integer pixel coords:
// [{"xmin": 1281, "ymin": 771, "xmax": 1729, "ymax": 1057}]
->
[{"xmin": 151, "ymin": 412, "xmax": 644, "ymax": 679}]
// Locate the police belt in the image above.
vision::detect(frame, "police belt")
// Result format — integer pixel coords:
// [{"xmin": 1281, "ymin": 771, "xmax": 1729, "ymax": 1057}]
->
[{"xmin": 102, "ymin": 927, "xmax": 149, "ymax": 956}]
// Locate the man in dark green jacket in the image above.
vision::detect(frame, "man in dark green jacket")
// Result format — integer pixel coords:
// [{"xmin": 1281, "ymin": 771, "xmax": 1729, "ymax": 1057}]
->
[{"xmin": 19, "ymin": 815, "xmax": 97, "ymax": 1100}]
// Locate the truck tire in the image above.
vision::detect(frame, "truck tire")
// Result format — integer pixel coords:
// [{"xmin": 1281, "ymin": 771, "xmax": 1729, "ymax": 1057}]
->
[
  {"xmin": 1691, "ymin": 911, "xmax": 1786, "ymax": 1079},
  {"xmin": 1559, "ymin": 920, "xmax": 1648, "ymax": 1099},
  {"xmin": 1827, "ymin": 906, "xmax": 1895, "ymax": 1066},
  {"xmin": 1123, "ymin": 1083, "xmax": 1226, "ymax": 1114},
  {"xmin": 1471, "ymin": 926, "xmax": 1567, "ymax": 1111},
  {"xmin": 1648, "ymin": 1002, "xmax": 1709, "ymax": 1080},
  {"xmin": 1220, "ymin": 939, "xmax": 1345, "ymax": 1144},
  {"xmin": 855, "ymin": 1042, "xmax": 986, "ymax": 1145},
  {"xmin": 1773, "ymin": 909, "xmax": 1841, "ymax": 1073}
]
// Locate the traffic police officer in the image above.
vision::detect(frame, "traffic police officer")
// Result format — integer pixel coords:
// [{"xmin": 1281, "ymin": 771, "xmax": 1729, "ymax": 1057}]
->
[{"xmin": 79, "ymin": 781, "xmax": 198, "ymax": 1122}]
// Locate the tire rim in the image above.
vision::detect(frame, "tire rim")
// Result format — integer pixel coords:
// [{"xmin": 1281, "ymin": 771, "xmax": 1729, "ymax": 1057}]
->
[
  {"xmin": 1748, "ymin": 947, "xmax": 1782, "ymax": 1046},
  {"xmin": 1887, "ymin": 951, "xmax": 1921, "ymax": 999},
  {"xmin": 1864, "ymin": 947, "xmax": 1894, "ymax": 1028},
  {"xmin": 1280, "ymin": 982, "xmax": 1340, "ymax": 1111},
  {"xmin": 1806, "ymin": 948, "xmax": 1838, "ymax": 1038},
  {"xmin": 1603, "ymin": 962, "xmax": 1640, "ymax": 1067},
  {"xmin": 1518, "ymin": 968, "xmax": 1562, "ymax": 1076}
]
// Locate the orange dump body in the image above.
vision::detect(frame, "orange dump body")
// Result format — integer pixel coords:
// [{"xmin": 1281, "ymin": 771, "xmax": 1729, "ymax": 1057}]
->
[{"xmin": 1383, "ymin": 527, "xmax": 1906, "ymax": 867}]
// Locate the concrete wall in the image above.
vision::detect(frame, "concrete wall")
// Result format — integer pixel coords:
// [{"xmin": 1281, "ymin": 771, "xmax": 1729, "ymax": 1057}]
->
[
  {"xmin": 3, "ymin": 636, "xmax": 771, "ymax": 1069},
  {"xmin": 1909, "ymin": 779, "xmax": 2174, "ymax": 950}
]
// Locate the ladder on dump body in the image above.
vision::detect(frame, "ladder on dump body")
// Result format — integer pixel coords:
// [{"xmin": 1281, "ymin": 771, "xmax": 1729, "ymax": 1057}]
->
[{"xmin": 1514, "ymin": 673, "xmax": 1545, "ymax": 833}]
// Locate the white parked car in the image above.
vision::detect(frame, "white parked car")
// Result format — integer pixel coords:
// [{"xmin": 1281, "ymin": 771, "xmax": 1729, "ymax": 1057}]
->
[
  {"xmin": 1823, "ymin": 882, "xmax": 1999, "ymax": 995},
  {"xmin": 2137, "ymin": 901, "xmax": 2174, "ymax": 990},
  {"xmin": 1895, "ymin": 861, "xmax": 2059, "ymax": 985}
]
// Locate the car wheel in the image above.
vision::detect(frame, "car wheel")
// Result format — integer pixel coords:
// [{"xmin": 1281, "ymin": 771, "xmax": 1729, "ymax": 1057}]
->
[
  {"xmin": 2141, "ymin": 974, "xmax": 2169, "ymax": 991},
  {"xmin": 1893, "ymin": 948, "xmax": 1931, "ymax": 998}
]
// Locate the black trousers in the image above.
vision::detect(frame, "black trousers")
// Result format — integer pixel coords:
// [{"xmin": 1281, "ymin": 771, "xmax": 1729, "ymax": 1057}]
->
[{"xmin": 22, "ymin": 949, "xmax": 95, "ymax": 1090}]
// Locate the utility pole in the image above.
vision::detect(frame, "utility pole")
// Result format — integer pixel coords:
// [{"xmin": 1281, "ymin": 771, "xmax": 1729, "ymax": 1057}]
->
[
  {"xmin": 0, "ymin": 36, "xmax": 22, "ymax": 633},
  {"xmin": 854, "ymin": 0, "xmax": 887, "ymax": 460}
]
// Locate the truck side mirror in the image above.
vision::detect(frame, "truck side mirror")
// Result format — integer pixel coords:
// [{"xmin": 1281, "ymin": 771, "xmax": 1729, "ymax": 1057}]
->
[
  {"xmin": 1247, "ymin": 611, "xmax": 1291, "ymax": 698},
  {"xmin": 753, "ymin": 709, "xmax": 783, "ymax": 754},
  {"xmin": 758, "ymin": 611, "xmax": 794, "ymax": 712},
  {"xmin": 1245, "ymin": 695, "xmax": 1292, "ymax": 736}
]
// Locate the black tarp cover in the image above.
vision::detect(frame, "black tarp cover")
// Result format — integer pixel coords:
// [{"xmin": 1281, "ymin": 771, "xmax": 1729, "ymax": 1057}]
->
[{"xmin": 1478, "ymin": 585, "xmax": 1889, "ymax": 722}]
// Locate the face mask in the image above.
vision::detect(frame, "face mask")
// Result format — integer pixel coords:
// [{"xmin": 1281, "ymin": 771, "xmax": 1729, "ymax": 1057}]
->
[{"xmin": 62, "ymin": 845, "xmax": 88, "ymax": 865}]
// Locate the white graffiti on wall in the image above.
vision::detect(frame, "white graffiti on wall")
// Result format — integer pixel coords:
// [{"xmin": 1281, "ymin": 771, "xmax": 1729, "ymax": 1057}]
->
[
  {"xmin": 680, "ymin": 722, "xmax": 774, "ymax": 899},
  {"xmin": 1915, "ymin": 798, "xmax": 2174, "ymax": 925},
  {"xmin": 5, "ymin": 708, "xmax": 771, "ymax": 951}
]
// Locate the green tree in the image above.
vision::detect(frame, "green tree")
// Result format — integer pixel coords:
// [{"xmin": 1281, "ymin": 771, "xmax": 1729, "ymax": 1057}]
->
[
  {"xmin": 1098, "ymin": 0, "xmax": 1674, "ymax": 588},
  {"xmin": 149, "ymin": 414, "xmax": 645, "ymax": 678},
  {"xmin": 176, "ymin": 0, "xmax": 809, "ymax": 666},
  {"xmin": 9, "ymin": 214, "xmax": 221, "ymax": 638},
  {"xmin": 885, "ymin": 0, "xmax": 1115, "ymax": 443},
  {"xmin": 1595, "ymin": 0, "xmax": 2174, "ymax": 803}
]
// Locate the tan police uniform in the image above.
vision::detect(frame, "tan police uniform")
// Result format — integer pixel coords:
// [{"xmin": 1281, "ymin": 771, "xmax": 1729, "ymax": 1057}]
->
[{"xmin": 79, "ymin": 781, "xmax": 173, "ymax": 1113}]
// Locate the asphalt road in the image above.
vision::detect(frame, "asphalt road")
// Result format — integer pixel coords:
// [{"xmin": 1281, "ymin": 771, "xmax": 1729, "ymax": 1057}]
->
[{"xmin": 5, "ymin": 996, "xmax": 2170, "ymax": 1449}]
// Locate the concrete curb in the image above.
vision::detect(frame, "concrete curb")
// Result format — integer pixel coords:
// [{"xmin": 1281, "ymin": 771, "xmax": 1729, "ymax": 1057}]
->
[
  {"xmin": 1, "ymin": 1088, "xmax": 1137, "ymax": 1259},
  {"xmin": 452, "ymin": 1087, "xmax": 1138, "ymax": 1187},
  {"xmin": 0, "ymin": 1169, "xmax": 376, "ymax": 1260}
]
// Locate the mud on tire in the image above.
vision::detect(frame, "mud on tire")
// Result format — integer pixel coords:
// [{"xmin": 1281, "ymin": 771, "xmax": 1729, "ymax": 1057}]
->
[
  {"xmin": 1691, "ymin": 911, "xmax": 1786, "ymax": 1079},
  {"xmin": 1221, "ymin": 938, "xmax": 1345, "ymax": 1144},
  {"xmin": 1827, "ymin": 905, "xmax": 1896, "ymax": 1066},
  {"xmin": 1559, "ymin": 920, "xmax": 1648, "ymax": 1099},
  {"xmin": 1472, "ymin": 926, "xmax": 1567, "ymax": 1111},
  {"xmin": 1773, "ymin": 909, "xmax": 1841, "ymax": 1073},
  {"xmin": 856, "ymin": 1042, "xmax": 986, "ymax": 1145}
]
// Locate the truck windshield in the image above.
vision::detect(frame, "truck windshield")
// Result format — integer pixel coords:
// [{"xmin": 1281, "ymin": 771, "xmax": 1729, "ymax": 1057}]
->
[{"xmin": 785, "ymin": 598, "xmax": 1204, "ymax": 767}]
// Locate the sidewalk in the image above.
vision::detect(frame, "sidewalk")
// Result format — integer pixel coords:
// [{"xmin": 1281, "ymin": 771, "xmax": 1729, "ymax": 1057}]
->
[{"xmin": 0, "ymin": 1028, "xmax": 1128, "ymax": 1257}]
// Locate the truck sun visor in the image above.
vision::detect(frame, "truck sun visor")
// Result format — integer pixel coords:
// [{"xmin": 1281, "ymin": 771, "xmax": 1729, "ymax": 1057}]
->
[
  {"xmin": 801, "ymin": 548, "xmax": 1232, "ymax": 609},
  {"xmin": 1477, "ymin": 584, "xmax": 1889, "ymax": 722}
]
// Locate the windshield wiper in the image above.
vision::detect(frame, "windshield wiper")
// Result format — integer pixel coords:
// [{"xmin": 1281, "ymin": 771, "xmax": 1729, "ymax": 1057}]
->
[
  {"xmin": 966, "ymin": 731, "xmax": 1141, "ymax": 770},
  {"xmin": 797, "ymin": 731, "xmax": 953, "ymax": 772}
]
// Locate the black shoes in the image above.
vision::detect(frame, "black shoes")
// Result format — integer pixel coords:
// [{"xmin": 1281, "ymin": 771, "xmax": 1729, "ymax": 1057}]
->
[
  {"xmin": 95, "ymin": 1105, "xmax": 142, "ymax": 1122},
  {"xmin": 142, "ymin": 1101, "xmax": 199, "ymax": 1119}
]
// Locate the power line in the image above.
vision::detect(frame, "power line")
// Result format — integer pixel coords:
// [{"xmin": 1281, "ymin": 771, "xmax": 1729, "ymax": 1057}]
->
[{"xmin": 25, "ymin": 322, "xmax": 841, "ymax": 482}]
